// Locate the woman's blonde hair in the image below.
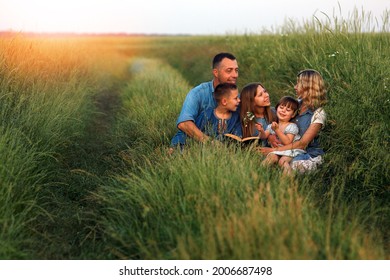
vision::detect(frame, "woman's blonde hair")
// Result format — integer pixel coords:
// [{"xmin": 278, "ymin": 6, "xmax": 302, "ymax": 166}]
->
[{"xmin": 297, "ymin": 69, "xmax": 327, "ymax": 110}]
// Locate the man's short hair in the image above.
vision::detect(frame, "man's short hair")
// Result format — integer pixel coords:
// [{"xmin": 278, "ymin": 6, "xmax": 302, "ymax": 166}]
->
[{"xmin": 212, "ymin": 53, "xmax": 236, "ymax": 68}]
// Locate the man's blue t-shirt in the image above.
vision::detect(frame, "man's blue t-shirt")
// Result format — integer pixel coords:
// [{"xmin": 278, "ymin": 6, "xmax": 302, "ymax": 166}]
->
[{"xmin": 171, "ymin": 81, "xmax": 216, "ymax": 147}]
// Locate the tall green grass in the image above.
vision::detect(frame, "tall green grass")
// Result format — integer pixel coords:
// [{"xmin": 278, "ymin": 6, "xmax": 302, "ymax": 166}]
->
[
  {"xmin": 99, "ymin": 142, "xmax": 385, "ymax": 259},
  {"xmin": 106, "ymin": 58, "xmax": 191, "ymax": 170},
  {"xmin": 0, "ymin": 36, "xmax": 92, "ymax": 258},
  {"xmin": 0, "ymin": 35, "xmax": 133, "ymax": 258}
]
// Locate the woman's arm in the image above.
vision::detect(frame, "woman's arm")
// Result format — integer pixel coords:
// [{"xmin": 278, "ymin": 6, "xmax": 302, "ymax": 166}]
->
[
  {"xmin": 272, "ymin": 122, "xmax": 294, "ymax": 145},
  {"xmin": 267, "ymin": 134, "xmax": 281, "ymax": 147},
  {"xmin": 260, "ymin": 123, "xmax": 322, "ymax": 155}
]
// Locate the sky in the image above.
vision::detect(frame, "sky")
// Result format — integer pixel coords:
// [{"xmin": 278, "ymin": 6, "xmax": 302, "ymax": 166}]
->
[{"xmin": 0, "ymin": 0, "xmax": 388, "ymax": 35}]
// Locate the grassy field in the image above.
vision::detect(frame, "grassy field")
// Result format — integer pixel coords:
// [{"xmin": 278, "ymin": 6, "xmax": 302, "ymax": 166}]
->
[{"xmin": 0, "ymin": 10, "xmax": 388, "ymax": 259}]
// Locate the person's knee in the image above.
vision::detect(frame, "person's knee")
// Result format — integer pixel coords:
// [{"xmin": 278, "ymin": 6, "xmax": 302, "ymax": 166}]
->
[
  {"xmin": 278, "ymin": 157, "xmax": 290, "ymax": 167},
  {"xmin": 268, "ymin": 154, "xmax": 279, "ymax": 163}
]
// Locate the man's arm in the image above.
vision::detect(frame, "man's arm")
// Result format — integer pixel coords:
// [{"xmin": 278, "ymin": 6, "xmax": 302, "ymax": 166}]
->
[{"xmin": 178, "ymin": 121, "xmax": 209, "ymax": 143}]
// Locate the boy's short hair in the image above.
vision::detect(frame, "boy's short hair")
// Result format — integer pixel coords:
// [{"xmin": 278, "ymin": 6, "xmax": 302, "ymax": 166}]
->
[
  {"xmin": 275, "ymin": 96, "xmax": 299, "ymax": 114},
  {"xmin": 214, "ymin": 83, "xmax": 237, "ymax": 104}
]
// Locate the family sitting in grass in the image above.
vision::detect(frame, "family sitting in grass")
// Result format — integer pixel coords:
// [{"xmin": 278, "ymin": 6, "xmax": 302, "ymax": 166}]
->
[{"xmin": 170, "ymin": 52, "xmax": 327, "ymax": 174}]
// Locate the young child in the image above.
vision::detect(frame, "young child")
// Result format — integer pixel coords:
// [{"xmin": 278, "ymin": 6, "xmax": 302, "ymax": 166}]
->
[
  {"xmin": 239, "ymin": 82, "xmax": 276, "ymax": 146},
  {"xmin": 198, "ymin": 83, "xmax": 242, "ymax": 141},
  {"xmin": 256, "ymin": 96, "xmax": 305, "ymax": 170}
]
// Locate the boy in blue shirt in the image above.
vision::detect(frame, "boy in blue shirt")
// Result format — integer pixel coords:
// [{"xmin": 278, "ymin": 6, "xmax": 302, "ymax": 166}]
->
[{"xmin": 197, "ymin": 83, "xmax": 241, "ymax": 141}]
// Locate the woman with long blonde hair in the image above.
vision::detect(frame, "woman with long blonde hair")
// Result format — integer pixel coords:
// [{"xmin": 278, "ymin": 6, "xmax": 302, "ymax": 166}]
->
[{"xmin": 260, "ymin": 69, "xmax": 327, "ymax": 174}]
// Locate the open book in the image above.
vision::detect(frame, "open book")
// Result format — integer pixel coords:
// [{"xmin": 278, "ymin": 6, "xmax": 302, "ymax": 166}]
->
[{"xmin": 224, "ymin": 133, "xmax": 260, "ymax": 147}]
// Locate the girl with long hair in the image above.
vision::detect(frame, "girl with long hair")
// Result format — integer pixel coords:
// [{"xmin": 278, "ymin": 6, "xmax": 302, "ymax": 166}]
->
[{"xmin": 239, "ymin": 82, "xmax": 275, "ymax": 145}]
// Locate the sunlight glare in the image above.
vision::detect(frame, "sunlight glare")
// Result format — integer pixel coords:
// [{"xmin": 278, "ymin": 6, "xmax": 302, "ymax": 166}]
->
[{"xmin": 3, "ymin": 0, "xmax": 128, "ymax": 34}]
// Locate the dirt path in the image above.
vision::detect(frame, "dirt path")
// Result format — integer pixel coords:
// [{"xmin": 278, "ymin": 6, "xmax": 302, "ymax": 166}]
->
[{"xmin": 34, "ymin": 83, "xmax": 125, "ymax": 258}]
